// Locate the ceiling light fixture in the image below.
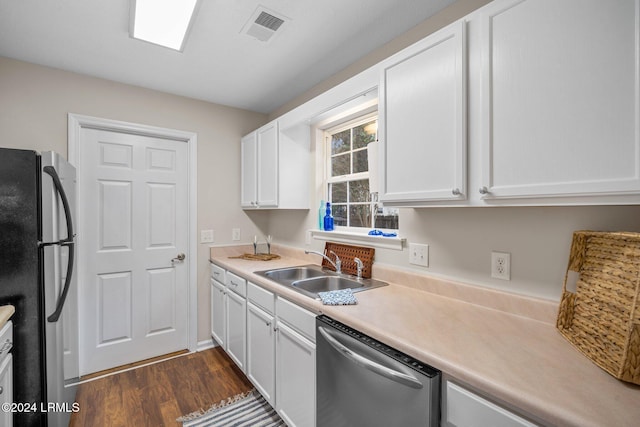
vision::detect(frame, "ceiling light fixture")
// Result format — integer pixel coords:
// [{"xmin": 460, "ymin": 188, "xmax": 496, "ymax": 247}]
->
[{"xmin": 131, "ymin": 0, "xmax": 200, "ymax": 51}]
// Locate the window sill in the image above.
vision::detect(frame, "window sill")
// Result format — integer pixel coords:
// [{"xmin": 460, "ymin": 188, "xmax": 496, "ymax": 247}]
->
[{"xmin": 310, "ymin": 229, "xmax": 405, "ymax": 251}]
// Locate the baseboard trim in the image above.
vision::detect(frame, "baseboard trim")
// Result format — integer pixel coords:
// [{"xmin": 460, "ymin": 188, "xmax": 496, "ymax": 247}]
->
[{"xmin": 197, "ymin": 338, "xmax": 217, "ymax": 352}]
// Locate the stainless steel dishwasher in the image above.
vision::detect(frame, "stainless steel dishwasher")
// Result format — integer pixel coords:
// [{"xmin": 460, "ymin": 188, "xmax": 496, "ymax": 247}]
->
[{"xmin": 316, "ymin": 315, "xmax": 440, "ymax": 427}]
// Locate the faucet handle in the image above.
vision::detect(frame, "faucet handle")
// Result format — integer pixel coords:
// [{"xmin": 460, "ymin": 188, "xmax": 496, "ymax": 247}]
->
[
  {"xmin": 329, "ymin": 250, "xmax": 342, "ymax": 273},
  {"xmin": 353, "ymin": 257, "xmax": 364, "ymax": 279}
]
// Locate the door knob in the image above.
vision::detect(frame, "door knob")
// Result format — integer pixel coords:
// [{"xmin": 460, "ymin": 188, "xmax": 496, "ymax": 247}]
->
[{"xmin": 171, "ymin": 253, "xmax": 186, "ymax": 264}]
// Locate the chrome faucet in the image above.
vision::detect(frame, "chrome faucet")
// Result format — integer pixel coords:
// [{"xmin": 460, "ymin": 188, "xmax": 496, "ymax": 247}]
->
[
  {"xmin": 305, "ymin": 250, "xmax": 341, "ymax": 274},
  {"xmin": 353, "ymin": 257, "xmax": 363, "ymax": 279}
]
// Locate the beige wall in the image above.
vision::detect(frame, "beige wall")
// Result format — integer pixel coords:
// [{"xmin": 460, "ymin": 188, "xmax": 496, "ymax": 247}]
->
[{"xmin": 0, "ymin": 56, "xmax": 268, "ymax": 344}]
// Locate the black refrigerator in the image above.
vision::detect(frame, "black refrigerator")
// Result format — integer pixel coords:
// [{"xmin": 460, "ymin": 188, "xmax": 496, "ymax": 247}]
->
[{"xmin": 0, "ymin": 148, "xmax": 79, "ymax": 426}]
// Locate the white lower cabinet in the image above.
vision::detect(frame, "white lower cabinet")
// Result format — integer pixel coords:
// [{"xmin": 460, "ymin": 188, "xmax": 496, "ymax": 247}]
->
[
  {"xmin": 210, "ymin": 264, "xmax": 246, "ymax": 372},
  {"xmin": 226, "ymin": 288, "xmax": 246, "ymax": 371},
  {"xmin": 275, "ymin": 296, "xmax": 316, "ymax": 427},
  {"xmin": 210, "ymin": 278, "xmax": 226, "ymax": 348},
  {"xmin": 247, "ymin": 300, "xmax": 276, "ymax": 405},
  {"xmin": 444, "ymin": 380, "xmax": 537, "ymax": 427},
  {"xmin": 212, "ymin": 266, "xmax": 316, "ymax": 426},
  {"xmin": 0, "ymin": 321, "xmax": 13, "ymax": 427}
]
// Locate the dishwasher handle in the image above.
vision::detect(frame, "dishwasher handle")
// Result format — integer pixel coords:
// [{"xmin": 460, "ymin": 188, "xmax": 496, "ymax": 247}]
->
[{"xmin": 318, "ymin": 326, "xmax": 423, "ymax": 390}]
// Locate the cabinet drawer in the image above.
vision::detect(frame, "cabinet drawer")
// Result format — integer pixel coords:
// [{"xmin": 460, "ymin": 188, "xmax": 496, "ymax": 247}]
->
[
  {"xmin": 276, "ymin": 297, "xmax": 315, "ymax": 343},
  {"xmin": 210, "ymin": 263, "xmax": 225, "ymax": 283},
  {"xmin": 226, "ymin": 272, "xmax": 247, "ymax": 297},
  {"xmin": 0, "ymin": 321, "xmax": 12, "ymax": 359},
  {"xmin": 445, "ymin": 381, "xmax": 536, "ymax": 427},
  {"xmin": 248, "ymin": 282, "xmax": 275, "ymax": 314}
]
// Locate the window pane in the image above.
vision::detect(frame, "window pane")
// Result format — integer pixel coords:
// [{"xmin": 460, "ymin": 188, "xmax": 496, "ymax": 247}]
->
[
  {"xmin": 350, "ymin": 205, "xmax": 371, "ymax": 228},
  {"xmin": 331, "ymin": 153, "xmax": 350, "ymax": 176},
  {"xmin": 331, "ymin": 129, "xmax": 351, "ymax": 155},
  {"xmin": 350, "ymin": 179, "xmax": 370, "ymax": 203},
  {"xmin": 374, "ymin": 205, "xmax": 399, "ymax": 229},
  {"xmin": 332, "ymin": 204, "xmax": 347, "ymax": 226},
  {"xmin": 331, "ymin": 182, "xmax": 348, "ymax": 203},
  {"xmin": 353, "ymin": 149, "xmax": 368, "ymax": 174},
  {"xmin": 353, "ymin": 121, "xmax": 376, "ymax": 149}
]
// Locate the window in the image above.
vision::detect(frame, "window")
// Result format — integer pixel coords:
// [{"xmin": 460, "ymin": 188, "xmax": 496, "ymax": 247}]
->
[{"xmin": 325, "ymin": 114, "xmax": 398, "ymax": 230}]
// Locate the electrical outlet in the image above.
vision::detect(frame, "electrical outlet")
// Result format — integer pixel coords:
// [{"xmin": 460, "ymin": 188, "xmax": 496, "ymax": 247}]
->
[
  {"xmin": 200, "ymin": 229, "xmax": 214, "ymax": 243},
  {"xmin": 491, "ymin": 251, "xmax": 511, "ymax": 280},
  {"xmin": 232, "ymin": 228, "xmax": 241, "ymax": 241},
  {"xmin": 409, "ymin": 243, "xmax": 429, "ymax": 267}
]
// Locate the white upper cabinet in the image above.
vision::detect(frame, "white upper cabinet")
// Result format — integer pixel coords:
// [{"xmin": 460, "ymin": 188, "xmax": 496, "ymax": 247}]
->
[
  {"xmin": 242, "ymin": 121, "xmax": 278, "ymax": 208},
  {"xmin": 379, "ymin": 20, "xmax": 467, "ymax": 205},
  {"xmin": 478, "ymin": 0, "xmax": 640, "ymax": 203},
  {"xmin": 240, "ymin": 131, "xmax": 258, "ymax": 208},
  {"xmin": 241, "ymin": 120, "xmax": 310, "ymax": 209}
]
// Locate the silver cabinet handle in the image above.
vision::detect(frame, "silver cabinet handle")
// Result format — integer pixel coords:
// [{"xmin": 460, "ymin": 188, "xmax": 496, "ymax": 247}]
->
[
  {"xmin": 318, "ymin": 326, "xmax": 423, "ymax": 389},
  {"xmin": 479, "ymin": 186, "xmax": 489, "ymax": 195},
  {"xmin": 452, "ymin": 188, "xmax": 461, "ymax": 196},
  {"xmin": 0, "ymin": 385, "xmax": 3, "ymax": 395},
  {"xmin": 0, "ymin": 340, "xmax": 12, "ymax": 355}
]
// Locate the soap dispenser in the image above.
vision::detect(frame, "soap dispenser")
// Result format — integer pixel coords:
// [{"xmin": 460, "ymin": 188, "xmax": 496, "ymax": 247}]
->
[{"xmin": 323, "ymin": 202, "xmax": 334, "ymax": 231}]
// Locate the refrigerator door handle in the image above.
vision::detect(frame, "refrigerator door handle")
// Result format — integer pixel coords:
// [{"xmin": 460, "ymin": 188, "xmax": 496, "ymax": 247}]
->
[
  {"xmin": 47, "ymin": 241, "xmax": 74, "ymax": 323},
  {"xmin": 42, "ymin": 165, "xmax": 76, "ymax": 323},
  {"xmin": 42, "ymin": 166, "xmax": 74, "ymax": 244}
]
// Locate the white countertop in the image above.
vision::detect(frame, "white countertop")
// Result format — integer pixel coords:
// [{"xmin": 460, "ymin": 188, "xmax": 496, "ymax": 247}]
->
[
  {"xmin": 0, "ymin": 305, "xmax": 14, "ymax": 330},
  {"xmin": 210, "ymin": 245, "xmax": 640, "ymax": 427}
]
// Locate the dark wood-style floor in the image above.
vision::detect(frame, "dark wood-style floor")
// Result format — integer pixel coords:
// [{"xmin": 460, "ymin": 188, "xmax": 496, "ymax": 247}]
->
[{"xmin": 69, "ymin": 347, "xmax": 253, "ymax": 426}]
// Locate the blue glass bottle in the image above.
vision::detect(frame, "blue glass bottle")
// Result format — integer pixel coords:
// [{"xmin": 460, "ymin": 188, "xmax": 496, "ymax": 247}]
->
[{"xmin": 323, "ymin": 202, "xmax": 334, "ymax": 231}]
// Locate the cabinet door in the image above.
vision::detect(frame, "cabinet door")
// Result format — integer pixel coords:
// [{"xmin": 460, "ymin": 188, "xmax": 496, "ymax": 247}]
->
[
  {"xmin": 210, "ymin": 278, "xmax": 226, "ymax": 348},
  {"xmin": 379, "ymin": 20, "xmax": 466, "ymax": 204},
  {"xmin": 444, "ymin": 381, "xmax": 537, "ymax": 427},
  {"xmin": 257, "ymin": 121, "xmax": 279, "ymax": 207},
  {"xmin": 0, "ymin": 354, "xmax": 12, "ymax": 427},
  {"xmin": 247, "ymin": 302, "xmax": 276, "ymax": 405},
  {"xmin": 226, "ymin": 289, "xmax": 246, "ymax": 371},
  {"xmin": 241, "ymin": 132, "xmax": 258, "ymax": 208},
  {"xmin": 479, "ymin": 0, "xmax": 640, "ymax": 200},
  {"xmin": 276, "ymin": 321, "xmax": 315, "ymax": 427}
]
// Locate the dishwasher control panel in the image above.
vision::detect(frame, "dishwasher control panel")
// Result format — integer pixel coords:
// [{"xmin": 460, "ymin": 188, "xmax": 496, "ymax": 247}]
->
[{"xmin": 317, "ymin": 314, "xmax": 440, "ymax": 378}]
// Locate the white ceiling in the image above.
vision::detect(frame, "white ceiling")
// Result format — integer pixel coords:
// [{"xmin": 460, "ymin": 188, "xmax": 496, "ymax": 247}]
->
[{"xmin": 0, "ymin": 0, "xmax": 456, "ymax": 113}]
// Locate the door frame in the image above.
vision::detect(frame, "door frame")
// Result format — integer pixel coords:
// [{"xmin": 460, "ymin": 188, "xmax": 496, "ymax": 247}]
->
[{"xmin": 67, "ymin": 113, "xmax": 198, "ymax": 371}]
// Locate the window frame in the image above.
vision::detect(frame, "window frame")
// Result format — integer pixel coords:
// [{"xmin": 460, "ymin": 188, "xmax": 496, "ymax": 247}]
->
[
  {"xmin": 323, "ymin": 112, "xmax": 398, "ymax": 232},
  {"xmin": 325, "ymin": 113, "xmax": 376, "ymax": 229}
]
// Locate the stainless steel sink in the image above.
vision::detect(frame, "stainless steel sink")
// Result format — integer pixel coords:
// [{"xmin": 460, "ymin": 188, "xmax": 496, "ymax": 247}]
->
[
  {"xmin": 292, "ymin": 276, "xmax": 364, "ymax": 294},
  {"xmin": 254, "ymin": 264, "xmax": 388, "ymax": 299},
  {"xmin": 262, "ymin": 265, "xmax": 333, "ymax": 282}
]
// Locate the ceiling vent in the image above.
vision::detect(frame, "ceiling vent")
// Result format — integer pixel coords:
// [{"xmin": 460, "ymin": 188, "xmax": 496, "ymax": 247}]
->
[{"xmin": 241, "ymin": 6, "xmax": 289, "ymax": 42}]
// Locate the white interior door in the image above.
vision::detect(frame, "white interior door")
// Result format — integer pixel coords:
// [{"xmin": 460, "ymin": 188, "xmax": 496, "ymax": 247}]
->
[{"xmin": 78, "ymin": 127, "xmax": 190, "ymax": 375}]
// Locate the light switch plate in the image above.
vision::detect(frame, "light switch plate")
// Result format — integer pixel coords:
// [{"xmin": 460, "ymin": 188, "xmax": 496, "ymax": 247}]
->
[
  {"xmin": 200, "ymin": 229, "xmax": 214, "ymax": 243},
  {"xmin": 409, "ymin": 243, "xmax": 429, "ymax": 267},
  {"xmin": 232, "ymin": 228, "xmax": 241, "ymax": 241}
]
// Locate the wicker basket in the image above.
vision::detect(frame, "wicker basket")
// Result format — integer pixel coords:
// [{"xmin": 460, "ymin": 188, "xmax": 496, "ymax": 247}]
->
[
  {"xmin": 556, "ymin": 231, "xmax": 640, "ymax": 384},
  {"xmin": 322, "ymin": 242, "xmax": 375, "ymax": 278}
]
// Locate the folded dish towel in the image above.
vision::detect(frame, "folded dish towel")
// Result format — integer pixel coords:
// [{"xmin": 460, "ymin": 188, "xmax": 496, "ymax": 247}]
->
[{"xmin": 318, "ymin": 288, "xmax": 357, "ymax": 305}]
